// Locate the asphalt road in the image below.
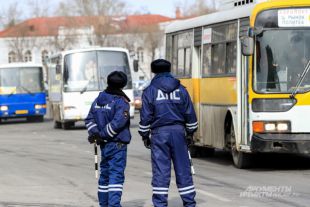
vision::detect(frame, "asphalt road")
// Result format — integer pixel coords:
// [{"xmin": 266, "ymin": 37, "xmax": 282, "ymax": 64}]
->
[{"xmin": 0, "ymin": 116, "xmax": 310, "ymax": 207}]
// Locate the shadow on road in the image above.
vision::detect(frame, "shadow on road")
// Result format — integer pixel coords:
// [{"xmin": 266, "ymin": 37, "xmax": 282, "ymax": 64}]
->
[
  {"xmin": 196, "ymin": 150, "xmax": 310, "ymax": 171},
  {"xmin": 249, "ymin": 153, "xmax": 310, "ymax": 171},
  {"xmin": 0, "ymin": 118, "xmax": 50, "ymax": 125}
]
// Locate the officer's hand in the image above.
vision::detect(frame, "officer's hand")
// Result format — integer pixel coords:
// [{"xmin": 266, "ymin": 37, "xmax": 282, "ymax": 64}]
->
[
  {"xmin": 143, "ymin": 137, "xmax": 151, "ymax": 149},
  {"xmin": 186, "ymin": 134, "xmax": 194, "ymax": 147},
  {"xmin": 88, "ymin": 135, "xmax": 96, "ymax": 144},
  {"xmin": 88, "ymin": 133, "xmax": 103, "ymax": 144}
]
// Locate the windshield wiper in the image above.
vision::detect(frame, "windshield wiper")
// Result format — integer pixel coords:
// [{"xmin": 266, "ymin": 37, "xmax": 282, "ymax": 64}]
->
[
  {"xmin": 8, "ymin": 91, "xmax": 16, "ymax": 97},
  {"xmin": 80, "ymin": 76, "xmax": 95, "ymax": 94},
  {"xmin": 19, "ymin": 85, "xmax": 34, "ymax": 96},
  {"xmin": 80, "ymin": 84, "xmax": 88, "ymax": 94},
  {"xmin": 290, "ymin": 59, "xmax": 310, "ymax": 99}
]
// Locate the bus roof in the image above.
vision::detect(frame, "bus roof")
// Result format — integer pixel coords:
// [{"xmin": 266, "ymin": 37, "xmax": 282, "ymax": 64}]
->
[
  {"xmin": 165, "ymin": 4, "xmax": 255, "ymax": 34},
  {"xmin": 51, "ymin": 47, "xmax": 130, "ymax": 58},
  {"xmin": 0, "ymin": 62, "xmax": 43, "ymax": 69}
]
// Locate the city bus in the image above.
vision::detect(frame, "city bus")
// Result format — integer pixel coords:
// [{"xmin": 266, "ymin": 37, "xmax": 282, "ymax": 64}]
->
[
  {"xmin": 0, "ymin": 63, "xmax": 46, "ymax": 122},
  {"xmin": 165, "ymin": 0, "xmax": 310, "ymax": 168},
  {"xmin": 47, "ymin": 47, "xmax": 136, "ymax": 129}
]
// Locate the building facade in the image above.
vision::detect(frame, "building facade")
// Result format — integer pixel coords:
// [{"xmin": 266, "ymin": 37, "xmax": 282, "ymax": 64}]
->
[{"xmin": 0, "ymin": 15, "xmax": 175, "ymax": 83}]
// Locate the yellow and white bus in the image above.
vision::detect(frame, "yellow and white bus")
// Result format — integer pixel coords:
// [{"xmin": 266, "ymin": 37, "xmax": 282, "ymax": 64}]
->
[{"xmin": 165, "ymin": 0, "xmax": 310, "ymax": 168}]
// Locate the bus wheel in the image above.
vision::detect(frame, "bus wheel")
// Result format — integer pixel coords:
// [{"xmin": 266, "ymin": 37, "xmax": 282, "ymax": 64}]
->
[
  {"xmin": 229, "ymin": 124, "xmax": 252, "ymax": 169},
  {"xmin": 54, "ymin": 121, "xmax": 62, "ymax": 129},
  {"xmin": 62, "ymin": 122, "xmax": 74, "ymax": 130},
  {"xmin": 201, "ymin": 147, "xmax": 215, "ymax": 157},
  {"xmin": 189, "ymin": 145, "xmax": 200, "ymax": 158},
  {"xmin": 35, "ymin": 116, "xmax": 44, "ymax": 122}
]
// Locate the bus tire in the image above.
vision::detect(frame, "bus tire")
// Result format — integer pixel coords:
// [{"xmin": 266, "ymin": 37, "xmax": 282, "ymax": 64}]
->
[
  {"xmin": 54, "ymin": 121, "xmax": 62, "ymax": 129},
  {"xmin": 36, "ymin": 116, "xmax": 44, "ymax": 122},
  {"xmin": 62, "ymin": 122, "xmax": 74, "ymax": 130},
  {"xmin": 27, "ymin": 116, "xmax": 38, "ymax": 122},
  {"xmin": 201, "ymin": 147, "xmax": 215, "ymax": 157},
  {"xmin": 228, "ymin": 123, "xmax": 252, "ymax": 169},
  {"xmin": 189, "ymin": 145, "xmax": 199, "ymax": 158},
  {"xmin": 27, "ymin": 116, "xmax": 43, "ymax": 122}
]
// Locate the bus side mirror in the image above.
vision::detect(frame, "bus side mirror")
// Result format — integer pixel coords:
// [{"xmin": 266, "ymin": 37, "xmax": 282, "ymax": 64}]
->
[
  {"xmin": 241, "ymin": 37, "xmax": 254, "ymax": 56},
  {"xmin": 133, "ymin": 60, "xmax": 139, "ymax": 72},
  {"xmin": 56, "ymin": 65, "xmax": 61, "ymax": 74}
]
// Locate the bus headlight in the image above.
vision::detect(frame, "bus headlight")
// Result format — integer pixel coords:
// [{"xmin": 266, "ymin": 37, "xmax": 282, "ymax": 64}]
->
[
  {"xmin": 0, "ymin": 106, "xmax": 8, "ymax": 111},
  {"xmin": 252, "ymin": 98, "xmax": 296, "ymax": 112},
  {"xmin": 35, "ymin": 104, "xmax": 46, "ymax": 109},
  {"xmin": 277, "ymin": 123, "xmax": 289, "ymax": 131},
  {"xmin": 253, "ymin": 121, "xmax": 291, "ymax": 133}
]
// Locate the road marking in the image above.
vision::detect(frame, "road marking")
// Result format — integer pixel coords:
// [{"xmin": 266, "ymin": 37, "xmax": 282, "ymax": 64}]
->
[
  {"xmin": 144, "ymin": 172, "xmax": 232, "ymax": 203},
  {"xmin": 170, "ymin": 180, "xmax": 232, "ymax": 202},
  {"xmin": 196, "ymin": 189, "xmax": 231, "ymax": 202}
]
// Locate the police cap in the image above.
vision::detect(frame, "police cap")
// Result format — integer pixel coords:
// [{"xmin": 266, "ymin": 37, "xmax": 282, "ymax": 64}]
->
[
  {"xmin": 107, "ymin": 71, "xmax": 127, "ymax": 89},
  {"xmin": 151, "ymin": 59, "xmax": 171, "ymax": 74}
]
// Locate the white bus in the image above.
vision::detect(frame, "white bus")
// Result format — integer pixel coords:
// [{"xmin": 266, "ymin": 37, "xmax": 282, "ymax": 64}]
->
[{"xmin": 48, "ymin": 47, "xmax": 136, "ymax": 129}]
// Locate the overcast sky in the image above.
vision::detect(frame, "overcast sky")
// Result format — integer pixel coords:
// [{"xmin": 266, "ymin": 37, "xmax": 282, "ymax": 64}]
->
[
  {"xmin": 1, "ymin": 0, "xmax": 218, "ymax": 18},
  {"xmin": 126, "ymin": 0, "xmax": 197, "ymax": 17}
]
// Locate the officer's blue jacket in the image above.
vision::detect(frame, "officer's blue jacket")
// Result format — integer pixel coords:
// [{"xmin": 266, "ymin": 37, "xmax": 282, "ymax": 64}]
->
[
  {"xmin": 139, "ymin": 72, "xmax": 198, "ymax": 138},
  {"xmin": 85, "ymin": 91, "xmax": 131, "ymax": 144}
]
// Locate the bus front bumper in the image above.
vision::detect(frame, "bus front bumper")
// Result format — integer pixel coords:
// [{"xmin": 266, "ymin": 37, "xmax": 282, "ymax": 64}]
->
[
  {"xmin": 251, "ymin": 133, "xmax": 310, "ymax": 154},
  {"xmin": 0, "ymin": 108, "xmax": 46, "ymax": 118}
]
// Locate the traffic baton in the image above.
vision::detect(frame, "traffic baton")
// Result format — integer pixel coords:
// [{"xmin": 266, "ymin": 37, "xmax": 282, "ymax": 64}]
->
[
  {"xmin": 94, "ymin": 142, "xmax": 98, "ymax": 179},
  {"xmin": 188, "ymin": 150, "xmax": 195, "ymax": 175}
]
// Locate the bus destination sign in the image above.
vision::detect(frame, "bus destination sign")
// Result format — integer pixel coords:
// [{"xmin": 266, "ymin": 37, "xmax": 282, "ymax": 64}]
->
[{"xmin": 278, "ymin": 9, "xmax": 310, "ymax": 27}]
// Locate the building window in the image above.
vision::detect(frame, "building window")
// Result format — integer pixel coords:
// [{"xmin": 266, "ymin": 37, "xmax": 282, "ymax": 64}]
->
[
  {"xmin": 41, "ymin": 50, "xmax": 49, "ymax": 64},
  {"xmin": 8, "ymin": 51, "xmax": 17, "ymax": 63},
  {"xmin": 24, "ymin": 50, "xmax": 32, "ymax": 62}
]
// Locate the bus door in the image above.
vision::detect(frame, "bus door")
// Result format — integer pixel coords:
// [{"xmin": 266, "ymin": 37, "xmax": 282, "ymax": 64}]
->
[
  {"xmin": 192, "ymin": 28, "xmax": 203, "ymax": 145},
  {"xmin": 237, "ymin": 18, "xmax": 251, "ymax": 152}
]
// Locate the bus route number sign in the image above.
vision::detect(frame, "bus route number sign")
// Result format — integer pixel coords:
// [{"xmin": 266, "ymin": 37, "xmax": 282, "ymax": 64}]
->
[{"xmin": 278, "ymin": 9, "xmax": 310, "ymax": 27}]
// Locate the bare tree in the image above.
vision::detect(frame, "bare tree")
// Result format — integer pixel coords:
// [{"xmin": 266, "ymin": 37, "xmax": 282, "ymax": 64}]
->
[
  {"xmin": 55, "ymin": 2, "xmax": 75, "ymax": 16},
  {"xmin": 6, "ymin": 25, "xmax": 38, "ymax": 62},
  {"xmin": 55, "ymin": 0, "xmax": 127, "ymax": 46},
  {"xmin": 48, "ymin": 26, "xmax": 79, "ymax": 51},
  {"xmin": 142, "ymin": 24, "xmax": 164, "ymax": 61},
  {"xmin": 176, "ymin": 0, "xmax": 216, "ymax": 17},
  {"xmin": 71, "ymin": 0, "xmax": 126, "ymax": 16},
  {"xmin": 0, "ymin": 1, "xmax": 22, "ymax": 29},
  {"xmin": 26, "ymin": 0, "xmax": 52, "ymax": 18}
]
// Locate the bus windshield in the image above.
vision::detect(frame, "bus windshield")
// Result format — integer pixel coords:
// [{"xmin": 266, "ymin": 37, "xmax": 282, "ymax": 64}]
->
[
  {"xmin": 0, "ymin": 67, "xmax": 44, "ymax": 95},
  {"xmin": 255, "ymin": 29, "xmax": 310, "ymax": 93},
  {"xmin": 64, "ymin": 51, "xmax": 131, "ymax": 92}
]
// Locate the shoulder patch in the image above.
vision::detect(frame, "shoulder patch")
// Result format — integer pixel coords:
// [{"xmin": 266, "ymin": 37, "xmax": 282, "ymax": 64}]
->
[{"xmin": 124, "ymin": 110, "xmax": 129, "ymax": 118}]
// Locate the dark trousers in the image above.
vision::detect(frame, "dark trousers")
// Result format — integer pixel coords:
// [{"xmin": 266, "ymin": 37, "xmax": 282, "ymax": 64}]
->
[
  {"xmin": 151, "ymin": 125, "xmax": 196, "ymax": 207},
  {"xmin": 98, "ymin": 142, "xmax": 127, "ymax": 207}
]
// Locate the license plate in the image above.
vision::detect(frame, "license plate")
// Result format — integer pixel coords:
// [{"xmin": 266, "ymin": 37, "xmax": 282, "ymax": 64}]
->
[{"xmin": 15, "ymin": 110, "xmax": 28, "ymax": 115}]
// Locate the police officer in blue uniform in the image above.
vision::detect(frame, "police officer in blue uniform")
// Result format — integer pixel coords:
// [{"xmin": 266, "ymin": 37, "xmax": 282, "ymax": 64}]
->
[
  {"xmin": 139, "ymin": 59, "xmax": 198, "ymax": 207},
  {"xmin": 85, "ymin": 71, "xmax": 131, "ymax": 207}
]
